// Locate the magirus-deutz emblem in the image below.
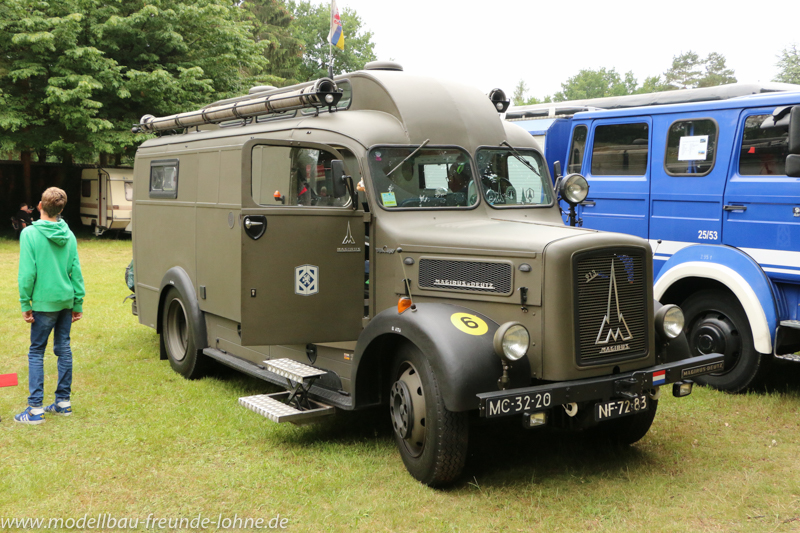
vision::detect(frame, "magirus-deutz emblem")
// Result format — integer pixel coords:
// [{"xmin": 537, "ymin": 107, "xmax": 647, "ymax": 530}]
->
[{"xmin": 595, "ymin": 260, "xmax": 633, "ymax": 353}]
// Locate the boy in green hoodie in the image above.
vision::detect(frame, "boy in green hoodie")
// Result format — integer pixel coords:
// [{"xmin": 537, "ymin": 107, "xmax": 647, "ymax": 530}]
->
[{"xmin": 15, "ymin": 187, "xmax": 85, "ymax": 425}]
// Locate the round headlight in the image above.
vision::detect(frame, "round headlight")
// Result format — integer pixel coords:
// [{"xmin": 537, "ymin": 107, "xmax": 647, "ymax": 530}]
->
[
  {"xmin": 493, "ymin": 322, "xmax": 530, "ymax": 362},
  {"xmin": 655, "ymin": 304, "xmax": 685, "ymax": 339},
  {"xmin": 560, "ymin": 174, "xmax": 589, "ymax": 205}
]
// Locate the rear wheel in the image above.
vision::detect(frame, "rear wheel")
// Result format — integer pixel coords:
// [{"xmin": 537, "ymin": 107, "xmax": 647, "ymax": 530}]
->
[
  {"xmin": 389, "ymin": 344, "xmax": 468, "ymax": 487},
  {"xmin": 161, "ymin": 287, "xmax": 209, "ymax": 379},
  {"xmin": 682, "ymin": 290, "xmax": 771, "ymax": 392}
]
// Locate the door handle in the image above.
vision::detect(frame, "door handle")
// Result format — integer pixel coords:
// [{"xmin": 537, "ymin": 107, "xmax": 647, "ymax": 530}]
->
[
  {"xmin": 243, "ymin": 215, "xmax": 267, "ymax": 240},
  {"xmin": 723, "ymin": 205, "xmax": 747, "ymax": 211},
  {"xmin": 581, "ymin": 200, "xmax": 596, "ymax": 207}
]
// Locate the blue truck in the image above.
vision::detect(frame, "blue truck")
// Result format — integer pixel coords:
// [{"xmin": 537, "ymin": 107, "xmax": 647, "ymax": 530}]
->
[{"xmin": 507, "ymin": 83, "xmax": 800, "ymax": 392}]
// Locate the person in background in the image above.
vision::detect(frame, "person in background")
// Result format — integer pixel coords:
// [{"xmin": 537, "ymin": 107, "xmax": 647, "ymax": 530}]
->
[{"xmin": 15, "ymin": 187, "xmax": 85, "ymax": 425}]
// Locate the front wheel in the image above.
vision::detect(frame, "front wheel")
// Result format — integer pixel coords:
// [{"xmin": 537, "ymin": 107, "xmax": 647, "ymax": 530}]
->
[
  {"xmin": 161, "ymin": 287, "xmax": 209, "ymax": 379},
  {"xmin": 389, "ymin": 344, "xmax": 468, "ymax": 487},
  {"xmin": 681, "ymin": 290, "xmax": 771, "ymax": 392}
]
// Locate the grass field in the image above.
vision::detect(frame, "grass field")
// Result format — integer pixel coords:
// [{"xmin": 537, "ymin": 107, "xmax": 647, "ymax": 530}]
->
[{"xmin": 1, "ymin": 235, "xmax": 800, "ymax": 532}]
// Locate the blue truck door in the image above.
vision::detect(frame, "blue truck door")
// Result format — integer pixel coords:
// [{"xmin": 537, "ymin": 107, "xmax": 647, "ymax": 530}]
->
[
  {"xmin": 579, "ymin": 118, "xmax": 651, "ymax": 238},
  {"xmin": 722, "ymin": 106, "xmax": 800, "ymax": 282},
  {"xmin": 649, "ymin": 114, "xmax": 732, "ymax": 274}
]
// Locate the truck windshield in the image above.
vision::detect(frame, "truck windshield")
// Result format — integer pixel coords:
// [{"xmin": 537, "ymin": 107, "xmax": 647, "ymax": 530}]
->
[
  {"xmin": 476, "ymin": 148, "xmax": 553, "ymax": 208},
  {"xmin": 369, "ymin": 146, "xmax": 478, "ymax": 209}
]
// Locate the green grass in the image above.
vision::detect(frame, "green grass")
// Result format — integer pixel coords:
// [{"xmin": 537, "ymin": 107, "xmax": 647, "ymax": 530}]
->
[{"xmin": 1, "ymin": 236, "xmax": 800, "ymax": 532}]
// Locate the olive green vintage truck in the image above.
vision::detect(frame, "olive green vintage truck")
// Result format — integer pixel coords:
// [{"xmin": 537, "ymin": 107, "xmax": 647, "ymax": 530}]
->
[{"xmin": 129, "ymin": 62, "xmax": 723, "ymax": 486}]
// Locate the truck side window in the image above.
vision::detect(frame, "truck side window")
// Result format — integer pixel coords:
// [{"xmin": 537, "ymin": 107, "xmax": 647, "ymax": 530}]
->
[
  {"xmin": 591, "ymin": 123, "xmax": 648, "ymax": 176},
  {"xmin": 568, "ymin": 125, "xmax": 587, "ymax": 174},
  {"xmin": 81, "ymin": 180, "xmax": 92, "ymax": 198},
  {"xmin": 664, "ymin": 119, "xmax": 717, "ymax": 176},
  {"xmin": 252, "ymin": 145, "xmax": 351, "ymax": 207},
  {"xmin": 739, "ymin": 114, "xmax": 789, "ymax": 176},
  {"xmin": 149, "ymin": 159, "xmax": 179, "ymax": 199}
]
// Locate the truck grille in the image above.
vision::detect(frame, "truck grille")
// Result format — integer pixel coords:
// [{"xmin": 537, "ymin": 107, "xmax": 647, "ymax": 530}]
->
[
  {"xmin": 418, "ymin": 259, "xmax": 512, "ymax": 294},
  {"xmin": 574, "ymin": 249, "xmax": 647, "ymax": 365}
]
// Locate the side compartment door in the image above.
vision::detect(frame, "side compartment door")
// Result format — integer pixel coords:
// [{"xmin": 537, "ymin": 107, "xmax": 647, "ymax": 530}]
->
[
  {"xmin": 579, "ymin": 118, "xmax": 652, "ymax": 238},
  {"xmin": 723, "ymin": 105, "xmax": 800, "ymax": 282},
  {"xmin": 240, "ymin": 140, "xmax": 365, "ymax": 346}
]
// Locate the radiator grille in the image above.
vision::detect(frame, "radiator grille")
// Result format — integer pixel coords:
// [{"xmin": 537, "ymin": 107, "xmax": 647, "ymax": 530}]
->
[
  {"xmin": 418, "ymin": 259, "xmax": 512, "ymax": 294},
  {"xmin": 574, "ymin": 250, "xmax": 647, "ymax": 364}
]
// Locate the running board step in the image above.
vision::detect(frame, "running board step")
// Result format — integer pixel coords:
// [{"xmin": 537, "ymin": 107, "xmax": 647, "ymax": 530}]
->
[
  {"xmin": 239, "ymin": 392, "xmax": 334, "ymax": 424},
  {"xmin": 780, "ymin": 320, "xmax": 800, "ymax": 329},
  {"xmin": 775, "ymin": 352, "xmax": 800, "ymax": 363}
]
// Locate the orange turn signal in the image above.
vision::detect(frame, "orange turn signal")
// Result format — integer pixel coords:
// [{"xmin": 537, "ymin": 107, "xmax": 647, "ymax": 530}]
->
[
  {"xmin": 398, "ymin": 297, "xmax": 412, "ymax": 314},
  {"xmin": 273, "ymin": 190, "xmax": 282, "ymax": 198}
]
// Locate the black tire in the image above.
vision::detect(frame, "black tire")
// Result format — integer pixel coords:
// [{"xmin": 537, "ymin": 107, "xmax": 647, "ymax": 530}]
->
[
  {"xmin": 682, "ymin": 290, "xmax": 771, "ymax": 392},
  {"xmin": 591, "ymin": 399, "xmax": 658, "ymax": 446},
  {"xmin": 389, "ymin": 344, "xmax": 468, "ymax": 487},
  {"xmin": 161, "ymin": 287, "xmax": 209, "ymax": 379}
]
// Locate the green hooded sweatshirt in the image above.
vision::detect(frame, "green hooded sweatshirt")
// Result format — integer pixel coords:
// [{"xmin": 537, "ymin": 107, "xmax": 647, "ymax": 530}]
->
[{"xmin": 18, "ymin": 220, "xmax": 85, "ymax": 313}]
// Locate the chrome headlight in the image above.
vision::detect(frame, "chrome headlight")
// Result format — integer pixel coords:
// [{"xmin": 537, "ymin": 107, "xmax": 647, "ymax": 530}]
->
[
  {"xmin": 655, "ymin": 304, "xmax": 685, "ymax": 339},
  {"xmin": 559, "ymin": 173, "xmax": 589, "ymax": 205},
  {"xmin": 493, "ymin": 322, "xmax": 530, "ymax": 362}
]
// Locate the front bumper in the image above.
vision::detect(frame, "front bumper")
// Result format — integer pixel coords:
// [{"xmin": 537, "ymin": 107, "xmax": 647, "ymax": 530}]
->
[{"xmin": 477, "ymin": 353, "xmax": 724, "ymax": 418}]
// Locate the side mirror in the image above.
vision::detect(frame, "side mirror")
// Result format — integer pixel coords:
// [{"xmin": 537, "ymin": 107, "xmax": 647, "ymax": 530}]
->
[
  {"xmin": 789, "ymin": 106, "xmax": 800, "ymax": 156},
  {"xmin": 331, "ymin": 160, "xmax": 348, "ymax": 198},
  {"xmin": 553, "ymin": 160, "xmax": 562, "ymax": 179}
]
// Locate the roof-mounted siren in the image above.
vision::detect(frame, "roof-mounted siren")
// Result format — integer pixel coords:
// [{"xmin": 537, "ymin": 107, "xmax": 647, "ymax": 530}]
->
[
  {"xmin": 132, "ymin": 78, "xmax": 343, "ymax": 133},
  {"xmin": 489, "ymin": 88, "xmax": 510, "ymax": 113}
]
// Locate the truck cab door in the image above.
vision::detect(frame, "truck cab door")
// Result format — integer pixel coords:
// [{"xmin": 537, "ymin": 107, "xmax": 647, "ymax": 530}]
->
[
  {"xmin": 578, "ymin": 118, "xmax": 651, "ymax": 238},
  {"xmin": 723, "ymin": 106, "xmax": 800, "ymax": 277},
  {"xmin": 240, "ymin": 139, "xmax": 366, "ymax": 346}
]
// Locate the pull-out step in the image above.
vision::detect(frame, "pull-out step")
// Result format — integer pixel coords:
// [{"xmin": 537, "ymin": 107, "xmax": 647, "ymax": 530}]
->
[
  {"xmin": 239, "ymin": 392, "xmax": 334, "ymax": 424},
  {"xmin": 775, "ymin": 352, "xmax": 800, "ymax": 363},
  {"xmin": 263, "ymin": 358, "xmax": 327, "ymax": 383},
  {"xmin": 239, "ymin": 358, "xmax": 334, "ymax": 425}
]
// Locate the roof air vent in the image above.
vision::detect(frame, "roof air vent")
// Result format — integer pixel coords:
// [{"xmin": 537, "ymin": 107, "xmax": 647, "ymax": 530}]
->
[{"xmin": 364, "ymin": 61, "xmax": 403, "ymax": 72}]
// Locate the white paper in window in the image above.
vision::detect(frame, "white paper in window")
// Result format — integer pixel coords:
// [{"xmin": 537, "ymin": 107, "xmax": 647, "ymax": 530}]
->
[{"xmin": 678, "ymin": 135, "xmax": 709, "ymax": 161}]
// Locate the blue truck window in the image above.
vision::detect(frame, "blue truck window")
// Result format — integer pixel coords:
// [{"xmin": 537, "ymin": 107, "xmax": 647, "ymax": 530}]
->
[
  {"xmin": 568, "ymin": 125, "xmax": 587, "ymax": 174},
  {"xmin": 591, "ymin": 123, "xmax": 648, "ymax": 176},
  {"xmin": 739, "ymin": 114, "xmax": 789, "ymax": 176},
  {"xmin": 664, "ymin": 119, "xmax": 718, "ymax": 176}
]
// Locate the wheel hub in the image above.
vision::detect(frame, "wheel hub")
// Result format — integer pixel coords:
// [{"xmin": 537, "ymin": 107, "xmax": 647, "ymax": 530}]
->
[
  {"xmin": 390, "ymin": 363, "xmax": 426, "ymax": 457},
  {"xmin": 689, "ymin": 313, "xmax": 741, "ymax": 373},
  {"xmin": 390, "ymin": 381, "xmax": 413, "ymax": 439}
]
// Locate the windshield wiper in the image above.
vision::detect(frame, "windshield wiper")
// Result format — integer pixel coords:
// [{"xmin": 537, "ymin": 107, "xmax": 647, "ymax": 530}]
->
[
  {"xmin": 386, "ymin": 139, "xmax": 430, "ymax": 177},
  {"xmin": 500, "ymin": 141, "xmax": 540, "ymax": 176}
]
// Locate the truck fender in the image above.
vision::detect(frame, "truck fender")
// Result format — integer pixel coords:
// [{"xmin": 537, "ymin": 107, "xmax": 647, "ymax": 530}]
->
[
  {"xmin": 653, "ymin": 245, "xmax": 777, "ymax": 354},
  {"xmin": 157, "ymin": 267, "xmax": 208, "ymax": 353},
  {"xmin": 353, "ymin": 303, "xmax": 530, "ymax": 412}
]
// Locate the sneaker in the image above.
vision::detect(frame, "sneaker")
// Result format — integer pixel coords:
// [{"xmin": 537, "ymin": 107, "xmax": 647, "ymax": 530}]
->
[
  {"xmin": 14, "ymin": 406, "xmax": 45, "ymax": 425},
  {"xmin": 44, "ymin": 401, "xmax": 72, "ymax": 417}
]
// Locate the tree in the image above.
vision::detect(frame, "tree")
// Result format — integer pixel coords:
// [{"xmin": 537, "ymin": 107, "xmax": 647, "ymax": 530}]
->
[
  {"xmin": 242, "ymin": 0, "xmax": 303, "ymax": 84},
  {"xmin": 663, "ymin": 51, "xmax": 736, "ymax": 90},
  {"xmin": 288, "ymin": 1, "xmax": 376, "ymax": 82},
  {"xmin": 0, "ymin": 0, "xmax": 270, "ymax": 175},
  {"xmin": 635, "ymin": 75, "xmax": 668, "ymax": 94},
  {"xmin": 511, "ymin": 80, "xmax": 543, "ymax": 106},
  {"xmin": 553, "ymin": 67, "xmax": 635, "ymax": 102},
  {"xmin": 774, "ymin": 44, "xmax": 800, "ymax": 84}
]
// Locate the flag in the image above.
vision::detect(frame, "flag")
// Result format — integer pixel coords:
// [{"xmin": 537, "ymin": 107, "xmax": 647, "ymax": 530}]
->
[
  {"xmin": 652, "ymin": 370, "xmax": 666, "ymax": 386},
  {"xmin": 327, "ymin": 0, "xmax": 345, "ymax": 50}
]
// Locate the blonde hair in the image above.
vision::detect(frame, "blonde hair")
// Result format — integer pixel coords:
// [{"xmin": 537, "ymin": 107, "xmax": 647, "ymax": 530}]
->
[{"xmin": 41, "ymin": 187, "xmax": 67, "ymax": 217}]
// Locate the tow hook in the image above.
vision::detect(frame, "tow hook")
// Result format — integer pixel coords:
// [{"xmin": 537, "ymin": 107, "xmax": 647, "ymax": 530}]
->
[{"xmin": 614, "ymin": 376, "xmax": 642, "ymax": 399}]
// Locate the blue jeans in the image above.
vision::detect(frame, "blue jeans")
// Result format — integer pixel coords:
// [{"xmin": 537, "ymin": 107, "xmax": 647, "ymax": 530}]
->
[{"xmin": 27, "ymin": 309, "xmax": 73, "ymax": 407}]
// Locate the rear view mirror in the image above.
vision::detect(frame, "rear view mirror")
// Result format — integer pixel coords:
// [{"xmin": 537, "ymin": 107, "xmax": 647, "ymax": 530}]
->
[
  {"xmin": 331, "ymin": 160, "xmax": 347, "ymax": 198},
  {"xmin": 789, "ymin": 106, "xmax": 800, "ymax": 155}
]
